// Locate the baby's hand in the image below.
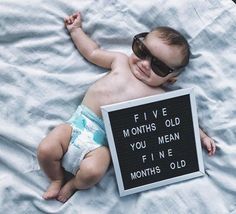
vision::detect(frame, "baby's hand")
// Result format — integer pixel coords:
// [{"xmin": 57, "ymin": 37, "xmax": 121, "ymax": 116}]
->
[
  {"xmin": 201, "ymin": 136, "xmax": 216, "ymax": 156},
  {"xmin": 64, "ymin": 12, "xmax": 82, "ymax": 33}
]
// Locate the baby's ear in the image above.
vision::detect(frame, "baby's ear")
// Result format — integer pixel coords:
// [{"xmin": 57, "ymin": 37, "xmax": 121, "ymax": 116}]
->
[{"xmin": 168, "ymin": 77, "xmax": 178, "ymax": 84}]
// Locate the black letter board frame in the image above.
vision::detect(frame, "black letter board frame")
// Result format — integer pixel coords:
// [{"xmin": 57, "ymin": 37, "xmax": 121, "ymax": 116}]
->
[{"xmin": 101, "ymin": 88, "xmax": 204, "ymax": 197}]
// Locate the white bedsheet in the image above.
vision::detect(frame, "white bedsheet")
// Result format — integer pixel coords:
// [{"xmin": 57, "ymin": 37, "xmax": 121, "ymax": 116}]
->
[{"xmin": 0, "ymin": 0, "xmax": 236, "ymax": 213}]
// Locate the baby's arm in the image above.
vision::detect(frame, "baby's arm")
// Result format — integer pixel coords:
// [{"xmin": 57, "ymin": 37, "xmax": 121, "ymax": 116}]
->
[
  {"xmin": 199, "ymin": 128, "xmax": 216, "ymax": 156},
  {"xmin": 64, "ymin": 12, "xmax": 125, "ymax": 69}
]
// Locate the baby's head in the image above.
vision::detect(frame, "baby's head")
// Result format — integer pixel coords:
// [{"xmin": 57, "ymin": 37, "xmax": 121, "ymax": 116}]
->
[{"xmin": 129, "ymin": 26, "xmax": 190, "ymax": 87}]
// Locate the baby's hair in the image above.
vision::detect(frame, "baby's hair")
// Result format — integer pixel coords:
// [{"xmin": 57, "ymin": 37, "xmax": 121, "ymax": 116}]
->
[{"xmin": 150, "ymin": 26, "xmax": 190, "ymax": 68}]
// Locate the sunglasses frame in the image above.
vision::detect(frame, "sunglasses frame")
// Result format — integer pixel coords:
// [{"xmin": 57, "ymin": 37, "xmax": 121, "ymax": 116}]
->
[{"xmin": 132, "ymin": 32, "xmax": 175, "ymax": 77}]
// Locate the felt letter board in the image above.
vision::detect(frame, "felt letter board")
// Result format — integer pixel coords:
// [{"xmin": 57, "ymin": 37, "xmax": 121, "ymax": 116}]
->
[{"xmin": 101, "ymin": 88, "xmax": 204, "ymax": 197}]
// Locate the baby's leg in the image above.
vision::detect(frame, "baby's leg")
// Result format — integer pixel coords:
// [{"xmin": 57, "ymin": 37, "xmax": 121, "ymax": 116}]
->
[
  {"xmin": 57, "ymin": 146, "xmax": 110, "ymax": 203},
  {"xmin": 37, "ymin": 124, "xmax": 72, "ymax": 199}
]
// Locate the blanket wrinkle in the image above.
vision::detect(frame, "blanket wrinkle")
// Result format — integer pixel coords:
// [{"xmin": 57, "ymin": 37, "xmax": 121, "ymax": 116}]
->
[{"xmin": 0, "ymin": 0, "xmax": 236, "ymax": 213}]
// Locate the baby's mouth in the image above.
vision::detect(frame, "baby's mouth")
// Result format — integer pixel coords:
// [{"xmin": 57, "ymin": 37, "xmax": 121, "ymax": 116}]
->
[{"xmin": 137, "ymin": 65, "xmax": 149, "ymax": 77}]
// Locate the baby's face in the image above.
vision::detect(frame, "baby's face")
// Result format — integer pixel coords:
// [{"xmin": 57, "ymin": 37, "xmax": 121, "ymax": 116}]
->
[{"xmin": 129, "ymin": 33, "xmax": 183, "ymax": 87}]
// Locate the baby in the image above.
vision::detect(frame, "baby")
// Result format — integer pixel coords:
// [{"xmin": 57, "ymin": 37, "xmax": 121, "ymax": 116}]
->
[{"xmin": 37, "ymin": 12, "xmax": 216, "ymax": 203}]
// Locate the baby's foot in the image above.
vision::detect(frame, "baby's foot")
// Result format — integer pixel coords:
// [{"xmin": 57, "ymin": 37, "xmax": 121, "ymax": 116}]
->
[
  {"xmin": 43, "ymin": 180, "xmax": 63, "ymax": 200},
  {"xmin": 201, "ymin": 136, "xmax": 216, "ymax": 156},
  {"xmin": 57, "ymin": 179, "xmax": 76, "ymax": 203}
]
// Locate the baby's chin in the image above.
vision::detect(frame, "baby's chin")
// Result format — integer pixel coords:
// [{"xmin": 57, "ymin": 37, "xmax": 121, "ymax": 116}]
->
[{"xmin": 140, "ymin": 76, "xmax": 163, "ymax": 87}]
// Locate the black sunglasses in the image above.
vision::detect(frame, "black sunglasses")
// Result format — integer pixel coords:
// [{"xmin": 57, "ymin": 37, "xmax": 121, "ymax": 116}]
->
[{"xmin": 132, "ymin": 32, "xmax": 174, "ymax": 77}]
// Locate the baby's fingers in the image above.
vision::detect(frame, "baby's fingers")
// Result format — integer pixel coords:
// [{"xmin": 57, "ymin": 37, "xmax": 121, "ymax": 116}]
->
[
  {"xmin": 65, "ymin": 12, "xmax": 81, "ymax": 24},
  {"xmin": 72, "ymin": 13, "xmax": 79, "ymax": 19},
  {"xmin": 64, "ymin": 15, "xmax": 74, "ymax": 24},
  {"xmin": 211, "ymin": 140, "xmax": 216, "ymax": 155},
  {"xmin": 72, "ymin": 12, "xmax": 81, "ymax": 19},
  {"xmin": 64, "ymin": 17, "xmax": 71, "ymax": 25},
  {"xmin": 207, "ymin": 140, "xmax": 216, "ymax": 156},
  {"xmin": 206, "ymin": 143, "xmax": 213, "ymax": 155}
]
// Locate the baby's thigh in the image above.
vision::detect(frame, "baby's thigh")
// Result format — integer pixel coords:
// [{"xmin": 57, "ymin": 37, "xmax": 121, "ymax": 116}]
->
[{"xmin": 40, "ymin": 124, "xmax": 72, "ymax": 154}]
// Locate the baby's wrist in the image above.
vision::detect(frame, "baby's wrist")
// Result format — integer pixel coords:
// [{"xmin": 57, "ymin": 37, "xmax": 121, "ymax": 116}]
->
[{"xmin": 69, "ymin": 26, "xmax": 82, "ymax": 34}]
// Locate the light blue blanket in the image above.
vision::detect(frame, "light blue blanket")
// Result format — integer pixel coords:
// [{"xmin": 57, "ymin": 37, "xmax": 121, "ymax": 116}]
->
[{"xmin": 0, "ymin": 0, "xmax": 236, "ymax": 213}]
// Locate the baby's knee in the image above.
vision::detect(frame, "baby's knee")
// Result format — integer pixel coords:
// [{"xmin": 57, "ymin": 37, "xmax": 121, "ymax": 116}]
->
[
  {"xmin": 83, "ymin": 164, "xmax": 104, "ymax": 183},
  {"xmin": 37, "ymin": 142, "xmax": 52, "ymax": 162},
  {"xmin": 75, "ymin": 164, "xmax": 104, "ymax": 189}
]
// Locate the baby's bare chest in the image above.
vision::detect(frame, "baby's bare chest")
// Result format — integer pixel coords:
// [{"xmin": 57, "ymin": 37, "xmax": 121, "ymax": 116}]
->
[
  {"xmin": 87, "ymin": 72, "xmax": 133, "ymax": 103},
  {"xmin": 86, "ymin": 71, "xmax": 161, "ymax": 106}
]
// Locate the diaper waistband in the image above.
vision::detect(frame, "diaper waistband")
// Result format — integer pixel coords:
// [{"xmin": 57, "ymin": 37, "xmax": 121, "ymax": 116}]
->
[{"xmin": 68, "ymin": 105, "xmax": 105, "ymax": 130}]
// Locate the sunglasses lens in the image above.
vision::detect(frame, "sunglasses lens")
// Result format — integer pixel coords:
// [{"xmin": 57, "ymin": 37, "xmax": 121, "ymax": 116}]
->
[
  {"xmin": 132, "ymin": 39, "xmax": 147, "ymax": 59},
  {"xmin": 151, "ymin": 58, "xmax": 170, "ymax": 77}
]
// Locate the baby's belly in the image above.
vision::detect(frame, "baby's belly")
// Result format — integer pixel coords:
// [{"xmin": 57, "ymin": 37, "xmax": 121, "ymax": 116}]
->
[
  {"xmin": 82, "ymin": 86, "xmax": 121, "ymax": 117},
  {"xmin": 81, "ymin": 75, "xmax": 161, "ymax": 117}
]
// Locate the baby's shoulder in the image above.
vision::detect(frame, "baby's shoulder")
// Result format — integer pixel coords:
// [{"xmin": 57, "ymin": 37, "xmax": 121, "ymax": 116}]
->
[
  {"xmin": 111, "ymin": 53, "xmax": 129, "ymax": 69},
  {"xmin": 114, "ymin": 53, "xmax": 129, "ymax": 63}
]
